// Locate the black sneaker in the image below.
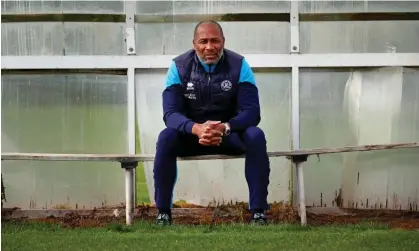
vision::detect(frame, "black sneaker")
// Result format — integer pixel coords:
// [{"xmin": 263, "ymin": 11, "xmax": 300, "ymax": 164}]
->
[
  {"xmin": 251, "ymin": 212, "xmax": 268, "ymax": 225},
  {"xmin": 156, "ymin": 212, "xmax": 172, "ymax": 226}
]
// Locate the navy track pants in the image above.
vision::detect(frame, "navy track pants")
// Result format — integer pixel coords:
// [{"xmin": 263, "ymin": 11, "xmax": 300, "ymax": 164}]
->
[{"xmin": 153, "ymin": 126, "xmax": 270, "ymax": 212}]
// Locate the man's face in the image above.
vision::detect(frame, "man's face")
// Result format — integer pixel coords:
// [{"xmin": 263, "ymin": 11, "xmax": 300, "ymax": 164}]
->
[{"xmin": 193, "ymin": 23, "xmax": 224, "ymax": 64}]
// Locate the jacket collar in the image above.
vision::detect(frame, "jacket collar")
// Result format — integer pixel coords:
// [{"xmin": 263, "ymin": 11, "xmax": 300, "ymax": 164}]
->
[{"xmin": 195, "ymin": 50, "xmax": 225, "ymax": 74}]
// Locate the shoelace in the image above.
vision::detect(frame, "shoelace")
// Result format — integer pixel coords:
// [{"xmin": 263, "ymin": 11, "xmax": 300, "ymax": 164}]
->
[
  {"xmin": 253, "ymin": 213, "xmax": 265, "ymax": 219},
  {"xmin": 157, "ymin": 213, "xmax": 169, "ymax": 220}
]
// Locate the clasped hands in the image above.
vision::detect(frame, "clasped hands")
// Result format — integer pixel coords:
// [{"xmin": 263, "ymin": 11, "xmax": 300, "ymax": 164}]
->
[{"xmin": 192, "ymin": 121, "xmax": 226, "ymax": 146}]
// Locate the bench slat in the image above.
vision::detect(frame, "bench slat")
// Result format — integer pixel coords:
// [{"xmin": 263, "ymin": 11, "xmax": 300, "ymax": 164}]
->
[{"xmin": 1, "ymin": 142, "xmax": 418, "ymax": 162}]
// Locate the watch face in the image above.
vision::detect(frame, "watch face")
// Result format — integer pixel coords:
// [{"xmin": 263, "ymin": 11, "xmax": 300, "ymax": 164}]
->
[{"xmin": 223, "ymin": 123, "xmax": 230, "ymax": 135}]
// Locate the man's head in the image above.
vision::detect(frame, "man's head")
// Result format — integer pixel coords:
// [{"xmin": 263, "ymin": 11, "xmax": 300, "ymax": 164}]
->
[{"xmin": 193, "ymin": 20, "xmax": 225, "ymax": 64}]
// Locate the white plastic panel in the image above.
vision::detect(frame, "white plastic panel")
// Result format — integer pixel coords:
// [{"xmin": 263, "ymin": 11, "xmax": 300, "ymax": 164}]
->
[
  {"xmin": 1, "ymin": 22, "xmax": 126, "ymax": 56},
  {"xmin": 1, "ymin": 74, "xmax": 128, "ymax": 209},
  {"xmin": 299, "ymin": 0, "xmax": 419, "ymax": 13},
  {"xmin": 300, "ymin": 67, "xmax": 419, "ymax": 210},
  {"xmin": 136, "ymin": 1, "xmax": 290, "ymax": 14},
  {"xmin": 135, "ymin": 68, "xmax": 291, "ymax": 206},
  {"xmin": 1, "ymin": 0, "xmax": 125, "ymax": 14},
  {"xmin": 300, "ymin": 21, "xmax": 419, "ymax": 53},
  {"xmin": 135, "ymin": 22, "xmax": 290, "ymax": 55}
]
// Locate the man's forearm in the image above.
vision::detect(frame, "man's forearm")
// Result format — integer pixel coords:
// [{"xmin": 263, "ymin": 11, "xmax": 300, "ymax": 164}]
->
[
  {"xmin": 164, "ymin": 111, "xmax": 195, "ymax": 134},
  {"xmin": 228, "ymin": 110, "xmax": 260, "ymax": 132}
]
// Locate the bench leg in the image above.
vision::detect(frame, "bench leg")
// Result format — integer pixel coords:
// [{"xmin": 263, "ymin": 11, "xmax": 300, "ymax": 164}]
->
[
  {"xmin": 297, "ymin": 162, "xmax": 307, "ymax": 226},
  {"xmin": 121, "ymin": 161, "xmax": 137, "ymax": 226},
  {"xmin": 289, "ymin": 155, "xmax": 308, "ymax": 226}
]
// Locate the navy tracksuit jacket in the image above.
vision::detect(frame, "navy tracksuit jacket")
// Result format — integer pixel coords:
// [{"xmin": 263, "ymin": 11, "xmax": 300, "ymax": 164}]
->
[{"xmin": 154, "ymin": 49, "xmax": 270, "ymax": 213}]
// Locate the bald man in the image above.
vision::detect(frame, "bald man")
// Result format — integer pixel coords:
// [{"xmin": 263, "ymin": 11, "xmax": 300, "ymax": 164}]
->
[{"xmin": 154, "ymin": 20, "xmax": 270, "ymax": 225}]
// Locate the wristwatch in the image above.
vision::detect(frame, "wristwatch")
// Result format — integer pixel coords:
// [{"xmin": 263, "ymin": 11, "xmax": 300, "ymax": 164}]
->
[{"xmin": 223, "ymin": 123, "xmax": 231, "ymax": 136}]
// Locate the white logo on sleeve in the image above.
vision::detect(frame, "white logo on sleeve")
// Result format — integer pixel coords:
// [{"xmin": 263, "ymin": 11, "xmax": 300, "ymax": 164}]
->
[
  {"xmin": 186, "ymin": 82, "xmax": 194, "ymax": 91},
  {"xmin": 221, "ymin": 80, "xmax": 232, "ymax": 91},
  {"xmin": 185, "ymin": 82, "xmax": 196, "ymax": 99}
]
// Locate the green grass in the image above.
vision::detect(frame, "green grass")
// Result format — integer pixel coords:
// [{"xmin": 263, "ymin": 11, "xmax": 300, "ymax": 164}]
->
[{"xmin": 2, "ymin": 221, "xmax": 418, "ymax": 251}]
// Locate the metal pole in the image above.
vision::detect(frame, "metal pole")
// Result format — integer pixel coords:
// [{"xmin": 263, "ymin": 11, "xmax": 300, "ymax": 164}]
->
[
  {"xmin": 297, "ymin": 162, "xmax": 307, "ymax": 226},
  {"xmin": 122, "ymin": 162, "xmax": 137, "ymax": 225},
  {"xmin": 125, "ymin": 167, "xmax": 134, "ymax": 225}
]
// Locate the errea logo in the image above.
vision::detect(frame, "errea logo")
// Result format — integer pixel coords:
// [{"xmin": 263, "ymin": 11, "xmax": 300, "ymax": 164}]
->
[{"xmin": 186, "ymin": 82, "xmax": 194, "ymax": 91}]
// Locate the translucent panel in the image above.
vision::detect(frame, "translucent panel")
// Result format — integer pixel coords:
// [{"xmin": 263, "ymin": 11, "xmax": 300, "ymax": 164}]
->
[
  {"xmin": 300, "ymin": 21, "xmax": 419, "ymax": 53},
  {"xmin": 63, "ymin": 23, "xmax": 125, "ymax": 55},
  {"xmin": 1, "ymin": 22, "xmax": 126, "ymax": 56},
  {"xmin": 136, "ymin": 22, "xmax": 290, "ymax": 55},
  {"xmin": 136, "ymin": 0, "xmax": 290, "ymax": 14},
  {"xmin": 300, "ymin": 69, "xmax": 352, "ymax": 148},
  {"xmin": 396, "ymin": 68, "xmax": 419, "ymax": 142},
  {"xmin": 300, "ymin": 67, "xmax": 419, "ymax": 210},
  {"xmin": 1, "ymin": 0, "xmax": 124, "ymax": 14},
  {"xmin": 299, "ymin": 0, "xmax": 419, "ymax": 13},
  {"xmin": 1, "ymin": 74, "xmax": 128, "ymax": 209},
  {"xmin": 352, "ymin": 148, "xmax": 419, "ymax": 210},
  {"xmin": 135, "ymin": 69, "xmax": 291, "ymax": 205}
]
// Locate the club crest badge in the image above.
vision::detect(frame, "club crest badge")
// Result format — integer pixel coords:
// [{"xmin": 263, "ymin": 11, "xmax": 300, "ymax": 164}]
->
[{"xmin": 221, "ymin": 80, "xmax": 232, "ymax": 91}]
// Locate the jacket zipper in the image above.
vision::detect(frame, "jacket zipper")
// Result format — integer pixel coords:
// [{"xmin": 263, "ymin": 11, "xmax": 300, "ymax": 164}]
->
[{"xmin": 207, "ymin": 70, "xmax": 212, "ymax": 108}]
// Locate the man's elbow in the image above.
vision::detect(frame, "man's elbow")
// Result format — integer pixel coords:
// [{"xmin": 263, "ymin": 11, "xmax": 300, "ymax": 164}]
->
[
  {"xmin": 240, "ymin": 106, "xmax": 261, "ymax": 126},
  {"xmin": 254, "ymin": 113, "xmax": 261, "ymax": 126},
  {"xmin": 250, "ymin": 109, "xmax": 261, "ymax": 126},
  {"xmin": 162, "ymin": 111, "xmax": 170, "ymax": 125},
  {"xmin": 162, "ymin": 110, "xmax": 179, "ymax": 126}
]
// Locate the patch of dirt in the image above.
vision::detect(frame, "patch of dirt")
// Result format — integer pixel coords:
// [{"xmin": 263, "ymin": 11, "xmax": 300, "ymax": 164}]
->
[
  {"xmin": 3, "ymin": 203, "xmax": 419, "ymax": 230},
  {"xmin": 36, "ymin": 213, "xmax": 125, "ymax": 228}
]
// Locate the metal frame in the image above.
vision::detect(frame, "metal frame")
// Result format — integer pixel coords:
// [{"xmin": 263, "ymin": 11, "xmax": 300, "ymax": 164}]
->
[
  {"xmin": 2, "ymin": 1, "xmax": 419, "ymax": 227},
  {"xmin": 126, "ymin": 67, "xmax": 136, "ymax": 224},
  {"xmin": 290, "ymin": 0, "xmax": 299, "ymax": 214},
  {"xmin": 125, "ymin": 1, "xmax": 137, "ymax": 221},
  {"xmin": 291, "ymin": 66, "xmax": 303, "ymax": 221},
  {"xmin": 2, "ymin": 54, "xmax": 419, "ymax": 69},
  {"xmin": 125, "ymin": 1, "xmax": 136, "ymax": 55},
  {"xmin": 290, "ymin": 1, "xmax": 299, "ymax": 54}
]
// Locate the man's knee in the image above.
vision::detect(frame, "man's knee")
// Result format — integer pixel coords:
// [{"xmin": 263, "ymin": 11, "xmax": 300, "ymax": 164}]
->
[
  {"xmin": 243, "ymin": 126, "xmax": 267, "ymax": 148},
  {"xmin": 156, "ymin": 128, "xmax": 181, "ymax": 152}
]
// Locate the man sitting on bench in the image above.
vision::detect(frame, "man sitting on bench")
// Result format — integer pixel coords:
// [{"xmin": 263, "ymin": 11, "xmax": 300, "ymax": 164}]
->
[{"xmin": 154, "ymin": 20, "xmax": 271, "ymax": 225}]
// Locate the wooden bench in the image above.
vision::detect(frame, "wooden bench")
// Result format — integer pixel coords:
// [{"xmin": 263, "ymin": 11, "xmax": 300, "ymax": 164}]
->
[{"xmin": 2, "ymin": 142, "xmax": 418, "ymax": 226}]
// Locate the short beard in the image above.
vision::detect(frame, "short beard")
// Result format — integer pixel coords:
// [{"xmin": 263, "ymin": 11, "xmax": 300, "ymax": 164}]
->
[{"xmin": 200, "ymin": 50, "xmax": 224, "ymax": 64}]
